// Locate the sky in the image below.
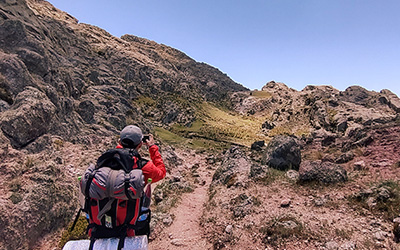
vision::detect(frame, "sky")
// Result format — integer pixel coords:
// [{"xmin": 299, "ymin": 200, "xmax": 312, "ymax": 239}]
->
[{"xmin": 48, "ymin": 0, "xmax": 400, "ymax": 97}]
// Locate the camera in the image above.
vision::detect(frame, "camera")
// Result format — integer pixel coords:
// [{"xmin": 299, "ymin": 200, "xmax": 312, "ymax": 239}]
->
[{"xmin": 142, "ymin": 135, "xmax": 150, "ymax": 143}]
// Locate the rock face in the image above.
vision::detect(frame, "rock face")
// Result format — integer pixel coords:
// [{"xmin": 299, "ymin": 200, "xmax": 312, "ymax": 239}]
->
[
  {"xmin": 0, "ymin": 87, "xmax": 56, "ymax": 148},
  {"xmin": 0, "ymin": 1, "xmax": 247, "ymax": 249},
  {"xmin": 0, "ymin": 0, "xmax": 247, "ymax": 151},
  {"xmin": 299, "ymin": 161, "xmax": 348, "ymax": 184},
  {"xmin": 264, "ymin": 135, "xmax": 301, "ymax": 171}
]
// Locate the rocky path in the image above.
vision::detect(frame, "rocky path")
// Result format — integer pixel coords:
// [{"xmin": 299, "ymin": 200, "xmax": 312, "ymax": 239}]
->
[{"xmin": 149, "ymin": 151, "xmax": 213, "ymax": 250}]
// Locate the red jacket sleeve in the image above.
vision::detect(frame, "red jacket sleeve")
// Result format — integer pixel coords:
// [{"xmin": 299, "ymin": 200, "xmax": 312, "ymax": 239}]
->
[{"xmin": 141, "ymin": 145, "xmax": 166, "ymax": 183}]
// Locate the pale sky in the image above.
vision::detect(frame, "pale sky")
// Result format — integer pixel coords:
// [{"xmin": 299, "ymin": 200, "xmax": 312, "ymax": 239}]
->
[{"xmin": 48, "ymin": 0, "xmax": 400, "ymax": 97}]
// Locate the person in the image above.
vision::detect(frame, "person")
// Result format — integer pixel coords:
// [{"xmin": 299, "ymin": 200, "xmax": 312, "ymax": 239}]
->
[
  {"xmin": 116, "ymin": 125, "xmax": 166, "ymax": 237},
  {"xmin": 117, "ymin": 125, "xmax": 166, "ymax": 184}
]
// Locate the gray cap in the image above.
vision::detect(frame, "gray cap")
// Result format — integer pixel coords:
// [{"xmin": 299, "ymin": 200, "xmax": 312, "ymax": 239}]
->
[{"xmin": 120, "ymin": 125, "xmax": 143, "ymax": 148}]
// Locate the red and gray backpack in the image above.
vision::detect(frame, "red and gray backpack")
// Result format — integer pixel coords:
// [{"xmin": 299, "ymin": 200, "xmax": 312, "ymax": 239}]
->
[{"xmin": 78, "ymin": 148, "xmax": 150, "ymax": 250}]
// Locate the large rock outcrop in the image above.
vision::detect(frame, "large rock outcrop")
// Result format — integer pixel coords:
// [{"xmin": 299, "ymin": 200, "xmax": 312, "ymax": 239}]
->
[
  {"xmin": 0, "ymin": 0, "xmax": 247, "ymax": 151},
  {"xmin": 263, "ymin": 135, "xmax": 301, "ymax": 171}
]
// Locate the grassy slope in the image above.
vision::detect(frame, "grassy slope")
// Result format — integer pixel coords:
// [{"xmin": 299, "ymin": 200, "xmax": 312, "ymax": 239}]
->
[{"xmin": 154, "ymin": 102, "xmax": 266, "ymax": 150}]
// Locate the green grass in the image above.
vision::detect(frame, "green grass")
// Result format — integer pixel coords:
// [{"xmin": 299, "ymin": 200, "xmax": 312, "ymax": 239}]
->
[
  {"xmin": 59, "ymin": 216, "xmax": 89, "ymax": 249},
  {"xmin": 154, "ymin": 127, "xmax": 186, "ymax": 145},
  {"xmin": 268, "ymin": 124, "xmax": 311, "ymax": 138},
  {"xmin": 155, "ymin": 126, "xmax": 228, "ymax": 151},
  {"xmin": 172, "ymin": 119, "xmax": 205, "ymax": 135},
  {"xmin": 197, "ymin": 102, "xmax": 266, "ymax": 146},
  {"xmin": 255, "ymin": 168, "xmax": 287, "ymax": 185}
]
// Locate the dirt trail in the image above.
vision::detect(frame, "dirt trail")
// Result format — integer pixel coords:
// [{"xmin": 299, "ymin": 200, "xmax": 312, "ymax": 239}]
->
[{"xmin": 149, "ymin": 151, "xmax": 213, "ymax": 250}]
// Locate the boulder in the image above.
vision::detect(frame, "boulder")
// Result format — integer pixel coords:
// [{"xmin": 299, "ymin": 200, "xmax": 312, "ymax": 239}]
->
[
  {"xmin": 0, "ymin": 52, "xmax": 36, "ymax": 96},
  {"xmin": 0, "ymin": 87, "xmax": 56, "ymax": 148},
  {"xmin": 264, "ymin": 135, "xmax": 301, "ymax": 171},
  {"xmin": 213, "ymin": 146, "xmax": 252, "ymax": 187},
  {"xmin": 299, "ymin": 161, "xmax": 348, "ymax": 184}
]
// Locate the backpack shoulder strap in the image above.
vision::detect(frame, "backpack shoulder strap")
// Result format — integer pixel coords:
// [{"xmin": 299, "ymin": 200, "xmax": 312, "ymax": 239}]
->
[{"xmin": 128, "ymin": 149, "xmax": 148, "ymax": 170}]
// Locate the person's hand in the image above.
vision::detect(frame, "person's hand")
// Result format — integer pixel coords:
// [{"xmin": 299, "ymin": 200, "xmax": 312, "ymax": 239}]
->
[{"xmin": 144, "ymin": 134, "xmax": 155, "ymax": 147}]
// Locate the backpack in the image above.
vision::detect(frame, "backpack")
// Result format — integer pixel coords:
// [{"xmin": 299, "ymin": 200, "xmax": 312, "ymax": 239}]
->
[{"xmin": 76, "ymin": 148, "xmax": 150, "ymax": 250}]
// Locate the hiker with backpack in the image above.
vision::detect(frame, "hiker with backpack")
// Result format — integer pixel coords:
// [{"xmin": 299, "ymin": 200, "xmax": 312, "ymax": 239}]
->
[{"xmin": 79, "ymin": 125, "xmax": 166, "ymax": 250}]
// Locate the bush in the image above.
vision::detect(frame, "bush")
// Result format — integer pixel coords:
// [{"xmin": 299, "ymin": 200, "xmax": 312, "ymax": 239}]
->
[
  {"xmin": 59, "ymin": 216, "xmax": 89, "ymax": 248},
  {"xmin": 349, "ymin": 180, "xmax": 400, "ymax": 221},
  {"xmin": 260, "ymin": 215, "xmax": 304, "ymax": 245}
]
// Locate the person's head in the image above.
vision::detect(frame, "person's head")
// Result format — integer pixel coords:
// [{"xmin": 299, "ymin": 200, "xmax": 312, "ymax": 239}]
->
[{"xmin": 119, "ymin": 125, "xmax": 143, "ymax": 149}]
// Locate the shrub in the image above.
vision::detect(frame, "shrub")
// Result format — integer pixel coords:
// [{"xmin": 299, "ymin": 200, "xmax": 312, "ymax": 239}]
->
[
  {"xmin": 260, "ymin": 215, "xmax": 304, "ymax": 245},
  {"xmin": 348, "ymin": 180, "xmax": 400, "ymax": 221},
  {"xmin": 58, "ymin": 216, "xmax": 89, "ymax": 248}
]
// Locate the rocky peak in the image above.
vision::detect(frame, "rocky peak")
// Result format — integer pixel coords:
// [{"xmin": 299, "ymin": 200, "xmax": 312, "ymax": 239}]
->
[{"xmin": 261, "ymin": 81, "xmax": 296, "ymax": 94}]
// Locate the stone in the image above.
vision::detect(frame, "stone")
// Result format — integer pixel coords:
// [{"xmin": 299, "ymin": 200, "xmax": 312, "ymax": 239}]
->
[
  {"xmin": 377, "ymin": 187, "xmax": 390, "ymax": 201},
  {"xmin": 359, "ymin": 188, "xmax": 374, "ymax": 198},
  {"xmin": 162, "ymin": 215, "xmax": 173, "ymax": 226},
  {"xmin": 0, "ymin": 87, "xmax": 56, "ymax": 148},
  {"xmin": 250, "ymin": 164, "xmax": 269, "ymax": 181},
  {"xmin": 77, "ymin": 100, "xmax": 96, "ymax": 123},
  {"xmin": 286, "ymin": 170, "xmax": 299, "ymax": 181},
  {"xmin": 353, "ymin": 161, "xmax": 366, "ymax": 171},
  {"xmin": 325, "ymin": 241, "xmax": 339, "ymax": 250},
  {"xmin": 213, "ymin": 146, "xmax": 252, "ymax": 187},
  {"xmin": 373, "ymin": 231, "xmax": 386, "ymax": 241},
  {"xmin": 251, "ymin": 140, "xmax": 265, "ymax": 151},
  {"xmin": 172, "ymin": 175, "xmax": 183, "ymax": 182},
  {"xmin": 280, "ymin": 199, "xmax": 291, "ymax": 207},
  {"xmin": 337, "ymin": 119, "xmax": 348, "ymax": 133},
  {"xmin": 262, "ymin": 121, "xmax": 275, "ymax": 130},
  {"xmin": 153, "ymin": 189, "xmax": 164, "ymax": 204},
  {"xmin": 264, "ymin": 135, "xmax": 301, "ymax": 171},
  {"xmin": 366, "ymin": 197, "xmax": 377, "ymax": 208},
  {"xmin": 0, "ymin": 100, "xmax": 10, "ymax": 112},
  {"xmin": 322, "ymin": 135, "xmax": 336, "ymax": 147},
  {"xmin": 314, "ymin": 197, "xmax": 326, "ymax": 207},
  {"xmin": 225, "ymin": 225, "xmax": 233, "ymax": 234},
  {"xmin": 340, "ymin": 241, "xmax": 356, "ymax": 250},
  {"xmin": 299, "ymin": 161, "xmax": 348, "ymax": 184},
  {"xmin": 230, "ymin": 194, "xmax": 253, "ymax": 218},
  {"xmin": 171, "ymin": 239, "xmax": 185, "ymax": 246}
]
